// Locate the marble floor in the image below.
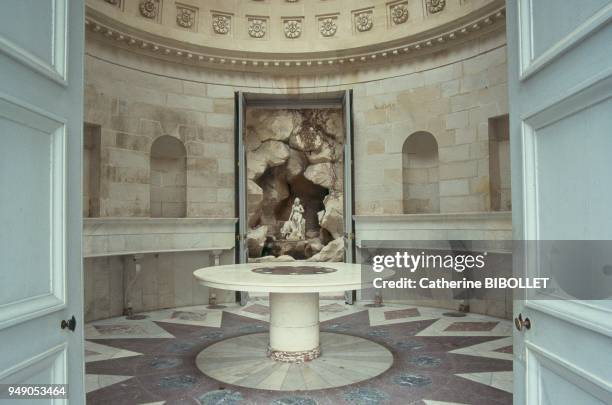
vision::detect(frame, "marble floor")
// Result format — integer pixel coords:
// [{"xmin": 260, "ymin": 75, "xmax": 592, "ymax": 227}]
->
[
  {"xmin": 85, "ymin": 300, "xmax": 513, "ymax": 404},
  {"xmin": 196, "ymin": 332, "xmax": 393, "ymax": 391}
]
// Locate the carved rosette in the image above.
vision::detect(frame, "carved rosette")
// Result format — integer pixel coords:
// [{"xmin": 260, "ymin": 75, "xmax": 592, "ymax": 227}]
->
[
  {"xmin": 284, "ymin": 19, "xmax": 302, "ymax": 39},
  {"xmin": 249, "ymin": 18, "xmax": 267, "ymax": 38},
  {"xmin": 139, "ymin": 0, "xmax": 157, "ymax": 19},
  {"xmin": 428, "ymin": 0, "xmax": 446, "ymax": 14},
  {"xmin": 319, "ymin": 17, "xmax": 337, "ymax": 37},
  {"xmin": 267, "ymin": 345, "xmax": 321, "ymax": 363},
  {"xmin": 176, "ymin": 7, "xmax": 195, "ymax": 28},
  {"xmin": 391, "ymin": 4, "xmax": 409, "ymax": 24},
  {"xmin": 212, "ymin": 15, "xmax": 231, "ymax": 34},
  {"xmin": 355, "ymin": 11, "xmax": 373, "ymax": 32}
]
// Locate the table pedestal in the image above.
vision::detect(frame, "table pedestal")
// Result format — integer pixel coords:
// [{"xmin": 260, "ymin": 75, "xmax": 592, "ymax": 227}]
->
[{"xmin": 267, "ymin": 292, "xmax": 320, "ymax": 362}]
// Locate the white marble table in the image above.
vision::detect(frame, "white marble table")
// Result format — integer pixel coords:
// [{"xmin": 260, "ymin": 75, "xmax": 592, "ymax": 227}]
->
[{"xmin": 193, "ymin": 261, "xmax": 369, "ymax": 362}]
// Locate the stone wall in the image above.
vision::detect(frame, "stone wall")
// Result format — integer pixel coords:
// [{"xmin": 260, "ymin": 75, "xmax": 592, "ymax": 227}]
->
[
  {"xmin": 85, "ymin": 30, "xmax": 508, "ymax": 219},
  {"xmin": 83, "ymin": 28, "xmax": 510, "ymax": 317},
  {"xmin": 83, "ymin": 250, "xmax": 234, "ymax": 322},
  {"xmin": 84, "ymin": 56, "xmax": 235, "ymax": 218},
  {"xmin": 353, "ymin": 46, "xmax": 508, "ymax": 215}
]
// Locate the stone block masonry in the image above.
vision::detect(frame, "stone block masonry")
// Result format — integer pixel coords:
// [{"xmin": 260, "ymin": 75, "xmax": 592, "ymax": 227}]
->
[{"xmin": 84, "ymin": 57, "xmax": 234, "ymax": 218}]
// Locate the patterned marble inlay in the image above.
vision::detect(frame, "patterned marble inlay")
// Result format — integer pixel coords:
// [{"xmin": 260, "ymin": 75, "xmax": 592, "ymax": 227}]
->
[
  {"xmin": 166, "ymin": 341, "xmax": 196, "ymax": 353},
  {"xmin": 150, "ymin": 357, "xmax": 182, "ymax": 370},
  {"xmin": 157, "ymin": 374, "xmax": 197, "ymax": 389},
  {"xmin": 396, "ymin": 340, "xmax": 425, "ymax": 351},
  {"xmin": 198, "ymin": 389, "xmax": 244, "ymax": 405},
  {"xmin": 85, "ymin": 302, "xmax": 512, "ymax": 404},
  {"xmin": 410, "ymin": 355, "xmax": 442, "ymax": 367},
  {"xmin": 170, "ymin": 310, "xmax": 207, "ymax": 321},
  {"xmin": 252, "ymin": 265, "xmax": 337, "ymax": 275},
  {"xmin": 271, "ymin": 396, "xmax": 317, "ymax": 405},
  {"xmin": 392, "ymin": 373, "xmax": 433, "ymax": 387},
  {"xmin": 319, "ymin": 303, "xmax": 347, "ymax": 313},
  {"xmin": 93, "ymin": 324, "xmax": 148, "ymax": 335},
  {"xmin": 445, "ymin": 321, "xmax": 499, "ymax": 332},
  {"xmin": 456, "ymin": 371, "xmax": 513, "ymax": 393},
  {"xmin": 344, "ymin": 387, "xmax": 389, "ymax": 405},
  {"xmin": 196, "ymin": 332, "xmax": 393, "ymax": 391},
  {"xmin": 384, "ymin": 307, "xmax": 420, "ymax": 320},
  {"xmin": 242, "ymin": 303, "xmax": 271, "ymax": 315},
  {"xmin": 449, "ymin": 336, "xmax": 512, "ymax": 361},
  {"xmin": 199, "ymin": 331, "xmax": 224, "ymax": 340}
]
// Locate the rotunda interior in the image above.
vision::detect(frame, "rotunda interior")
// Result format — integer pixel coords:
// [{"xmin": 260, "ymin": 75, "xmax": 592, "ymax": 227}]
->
[{"xmin": 82, "ymin": 0, "xmax": 514, "ymax": 403}]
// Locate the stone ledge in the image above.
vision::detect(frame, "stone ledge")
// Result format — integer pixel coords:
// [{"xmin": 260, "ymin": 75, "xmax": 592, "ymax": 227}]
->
[
  {"xmin": 84, "ymin": 217, "xmax": 237, "ymax": 257},
  {"xmin": 354, "ymin": 211, "xmax": 512, "ymax": 244}
]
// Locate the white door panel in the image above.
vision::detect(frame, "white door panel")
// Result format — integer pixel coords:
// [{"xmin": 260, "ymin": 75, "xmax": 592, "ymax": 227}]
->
[
  {"xmin": 0, "ymin": 95, "xmax": 66, "ymax": 328},
  {"xmin": 0, "ymin": 0, "xmax": 67, "ymax": 84},
  {"xmin": 0, "ymin": 0, "xmax": 84, "ymax": 403},
  {"xmin": 508, "ymin": 0, "xmax": 612, "ymax": 404}
]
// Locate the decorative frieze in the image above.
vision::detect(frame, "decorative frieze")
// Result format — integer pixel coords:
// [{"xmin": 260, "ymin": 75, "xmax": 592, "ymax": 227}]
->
[
  {"xmin": 390, "ymin": 3, "xmax": 409, "ymax": 25},
  {"xmin": 248, "ymin": 17, "xmax": 267, "ymax": 38},
  {"xmin": 427, "ymin": 0, "xmax": 446, "ymax": 14},
  {"xmin": 139, "ymin": 0, "xmax": 159, "ymax": 20},
  {"xmin": 212, "ymin": 14, "xmax": 231, "ymax": 35},
  {"xmin": 283, "ymin": 19, "xmax": 303, "ymax": 39},
  {"xmin": 354, "ymin": 10, "xmax": 373, "ymax": 32},
  {"xmin": 319, "ymin": 16, "xmax": 338, "ymax": 37},
  {"xmin": 176, "ymin": 4, "xmax": 197, "ymax": 30},
  {"xmin": 85, "ymin": 6, "xmax": 507, "ymax": 72}
]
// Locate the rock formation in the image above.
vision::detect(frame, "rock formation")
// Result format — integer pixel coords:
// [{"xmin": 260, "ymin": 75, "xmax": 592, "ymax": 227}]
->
[
  {"xmin": 247, "ymin": 225, "xmax": 268, "ymax": 258},
  {"xmin": 245, "ymin": 108, "xmax": 345, "ymax": 261},
  {"xmin": 307, "ymin": 237, "xmax": 345, "ymax": 262}
]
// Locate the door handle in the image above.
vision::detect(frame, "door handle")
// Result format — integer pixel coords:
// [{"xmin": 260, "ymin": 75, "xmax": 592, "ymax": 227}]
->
[
  {"xmin": 61, "ymin": 315, "xmax": 77, "ymax": 332},
  {"xmin": 514, "ymin": 313, "xmax": 531, "ymax": 331}
]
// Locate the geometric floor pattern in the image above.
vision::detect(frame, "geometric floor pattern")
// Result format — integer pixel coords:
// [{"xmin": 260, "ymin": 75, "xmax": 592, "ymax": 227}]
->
[
  {"xmin": 195, "ymin": 332, "xmax": 394, "ymax": 391},
  {"xmin": 85, "ymin": 300, "xmax": 513, "ymax": 404}
]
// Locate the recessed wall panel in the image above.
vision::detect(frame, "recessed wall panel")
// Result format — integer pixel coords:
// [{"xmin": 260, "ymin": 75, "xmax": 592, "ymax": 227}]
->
[{"xmin": 530, "ymin": 0, "xmax": 609, "ymax": 60}]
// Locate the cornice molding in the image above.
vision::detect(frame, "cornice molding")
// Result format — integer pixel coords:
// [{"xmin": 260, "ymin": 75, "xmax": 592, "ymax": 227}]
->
[{"xmin": 85, "ymin": 4, "xmax": 505, "ymax": 74}]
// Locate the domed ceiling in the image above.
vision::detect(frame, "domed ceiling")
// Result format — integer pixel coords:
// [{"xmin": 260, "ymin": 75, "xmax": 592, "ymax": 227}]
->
[{"xmin": 86, "ymin": 0, "xmax": 506, "ymax": 72}]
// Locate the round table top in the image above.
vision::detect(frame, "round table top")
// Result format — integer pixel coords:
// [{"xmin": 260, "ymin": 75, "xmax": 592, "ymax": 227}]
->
[{"xmin": 193, "ymin": 261, "xmax": 382, "ymax": 293}]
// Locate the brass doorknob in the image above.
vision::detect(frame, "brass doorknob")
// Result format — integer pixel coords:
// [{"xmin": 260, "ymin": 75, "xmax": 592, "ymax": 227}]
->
[{"xmin": 514, "ymin": 313, "xmax": 531, "ymax": 331}]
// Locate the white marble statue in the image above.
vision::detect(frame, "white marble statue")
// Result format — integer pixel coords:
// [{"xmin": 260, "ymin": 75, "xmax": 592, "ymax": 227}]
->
[{"xmin": 281, "ymin": 198, "xmax": 306, "ymax": 240}]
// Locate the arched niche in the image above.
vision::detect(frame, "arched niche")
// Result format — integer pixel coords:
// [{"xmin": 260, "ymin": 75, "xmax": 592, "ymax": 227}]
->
[
  {"xmin": 402, "ymin": 131, "xmax": 440, "ymax": 214},
  {"xmin": 150, "ymin": 135, "xmax": 187, "ymax": 218}
]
